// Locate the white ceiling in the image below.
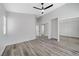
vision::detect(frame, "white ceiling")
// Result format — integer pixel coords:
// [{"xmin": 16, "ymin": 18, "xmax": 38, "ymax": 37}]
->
[{"xmin": 3, "ymin": 3, "xmax": 65, "ymax": 17}]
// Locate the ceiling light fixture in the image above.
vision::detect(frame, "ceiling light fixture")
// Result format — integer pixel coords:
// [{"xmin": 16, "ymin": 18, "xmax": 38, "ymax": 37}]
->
[
  {"xmin": 33, "ymin": 3, "xmax": 53, "ymax": 14},
  {"xmin": 41, "ymin": 9, "xmax": 44, "ymax": 14}
]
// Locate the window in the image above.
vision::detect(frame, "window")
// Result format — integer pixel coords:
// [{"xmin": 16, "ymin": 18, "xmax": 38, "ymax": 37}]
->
[{"xmin": 3, "ymin": 16, "xmax": 6, "ymax": 35}]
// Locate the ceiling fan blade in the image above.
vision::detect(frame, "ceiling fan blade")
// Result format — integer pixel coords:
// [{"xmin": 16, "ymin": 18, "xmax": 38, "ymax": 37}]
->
[
  {"xmin": 33, "ymin": 7, "xmax": 42, "ymax": 10},
  {"xmin": 44, "ymin": 4, "xmax": 53, "ymax": 10}
]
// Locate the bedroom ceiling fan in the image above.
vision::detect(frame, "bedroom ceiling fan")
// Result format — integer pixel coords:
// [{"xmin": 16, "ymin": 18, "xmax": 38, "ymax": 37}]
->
[{"xmin": 33, "ymin": 3, "xmax": 53, "ymax": 14}]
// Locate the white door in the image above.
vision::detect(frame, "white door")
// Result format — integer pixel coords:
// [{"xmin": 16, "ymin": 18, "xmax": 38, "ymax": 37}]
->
[
  {"xmin": 41, "ymin": 23, "xmax": 48, "ymax": 36},
  {"xmin": 36, "ymin": 25, "xmax": 40, "ymax": 36}
]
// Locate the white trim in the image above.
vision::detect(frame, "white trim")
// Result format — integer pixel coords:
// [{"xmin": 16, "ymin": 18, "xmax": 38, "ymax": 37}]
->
[
  {"xmin": 58, "ymin": 17, "xmax": 60, "ymax": 42},
  {"xmin": 59, "ymin": 16, "xmax": 79, "ymax": 22}
]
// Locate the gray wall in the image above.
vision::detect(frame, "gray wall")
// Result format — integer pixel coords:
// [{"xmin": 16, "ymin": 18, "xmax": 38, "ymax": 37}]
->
[
  {"xmin": 39, "ymin": 3, "xmax": 79, "ymax": 39},
  {"xmin": 51, "ymin": 18, "xmax": 58, "ymax": 39},
  {"xmin": 0, "ymin": 6, "xmax": 36, "ymax": 55},
  {"xmin": 59, "ymin": 17, "xmax": 79, "ymax": 38},
  {"xmin": 40, "ymin": 3, "xmax": 79, "ymax": 21},
  {"xmin": 0, "ymin": 4, "xmax": 5, "ymax": 38},
  {"xmin": 0, "ymin": 4, "xmax": 6, "ymax": 55},
  {"xmin": 6, "ymin": 12, "xmax": 36, "ymax": 45}
]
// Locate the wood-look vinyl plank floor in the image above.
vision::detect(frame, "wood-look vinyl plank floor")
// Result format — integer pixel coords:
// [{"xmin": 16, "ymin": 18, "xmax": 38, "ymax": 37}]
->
[{"xmin": 2, "ymin": 37, "xmax": 79, "ymax": 56}]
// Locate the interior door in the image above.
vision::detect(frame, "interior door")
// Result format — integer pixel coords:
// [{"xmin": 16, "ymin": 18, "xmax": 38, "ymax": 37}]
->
[
  {"xmin": 41, "ymin": 23, "xmax": 48, "ymax": 36},
  {"xmin": 36, "ymin": 25, "xmax": 40, "ymax": 36}
]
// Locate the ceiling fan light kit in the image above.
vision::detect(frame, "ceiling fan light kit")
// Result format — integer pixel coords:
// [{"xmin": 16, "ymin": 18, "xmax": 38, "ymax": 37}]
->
[{"xmin": 33, "ymin": 3, "xmax": 53, "ymax": 14}]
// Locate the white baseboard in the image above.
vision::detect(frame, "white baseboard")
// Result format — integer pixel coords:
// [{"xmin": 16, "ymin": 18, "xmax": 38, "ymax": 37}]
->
[
  {"xmin": 60, "ymin": 35, "xmax": 79, "ymax": 39},
  {"xmin": 0, "ymin": 45, "xmax": 6, "ymax": 56}
]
